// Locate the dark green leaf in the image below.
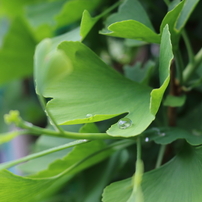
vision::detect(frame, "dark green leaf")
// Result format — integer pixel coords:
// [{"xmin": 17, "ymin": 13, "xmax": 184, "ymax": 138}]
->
[
  {"xmin": 163, "ymin": 94, "xmax": 186, "ymax": 107},
  {"xmin": 176, "ymin": 0, "xmax": 200, "ymax": 31},
  {"xmin": 102, "ymin": 144, "xmax": 202, "ymax": 202},
  {"xmin": 0, "ymin": 18, "xmax": 36, "ymax": 85}
]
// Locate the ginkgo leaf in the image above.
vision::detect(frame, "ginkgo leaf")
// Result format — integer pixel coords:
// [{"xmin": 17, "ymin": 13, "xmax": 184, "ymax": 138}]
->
[
  {"xmin": 34, "ymin": 25, "xmax": 172, "ymax": 137},
  {"xmin": 144, "ymin": 127, "xmax": 202, "ymax": 145},
  {"xmin": 102, "ymin": 144, "xmax": 202, "ymax": 202}
]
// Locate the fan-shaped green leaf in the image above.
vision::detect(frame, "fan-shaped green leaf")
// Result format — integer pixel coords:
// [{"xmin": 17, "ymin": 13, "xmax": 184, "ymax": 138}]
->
[
  {"xmin": 102, "ymin": 0, "xmax": 154, "ymax": 31},
  {"xmin": 102, "ymin": 144, "xmax": 202, "ymax": 202},
  {"xmin": 34, "ymin": 25, "xmax": 172, "ymax": 137}
]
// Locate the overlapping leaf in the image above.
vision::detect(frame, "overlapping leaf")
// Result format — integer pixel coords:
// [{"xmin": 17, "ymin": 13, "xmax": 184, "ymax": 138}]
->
[
  {"xmin": 102, "ymin": 144, "xmax": 202, "ymax": 202},
  {"xmin": 144, "ymin": 127, "xmax": 202, "ymax": 145},
  {"xmin": 34, "ymin": 25, "xmax": 172, "ymax": 137},
  {"xmin": 0, "ymin": 18, "xmax": 36, "ymax": 85},
  {"xmin": 100, "ymin": 0, "xmax": 195, "ymax": 48},
  {"xmin": 0, "ymin": 140, "xmax": 112, "ymax": 202}
]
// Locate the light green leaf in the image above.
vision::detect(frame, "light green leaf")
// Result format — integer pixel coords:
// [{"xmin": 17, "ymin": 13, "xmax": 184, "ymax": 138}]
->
[
  {"xmin": 55, "ymin": 0, "xmax": 102, "ymax": 28},
  {"xmin": 0, "ymin": 18, "xmax": 36, "ymax": 85},
  {"xmin": 150, "ymin": 25, "xmax": 173, "ymax": 115},
  {"xmin": 80, "ymin": 2, "xmax": 121, "ymax": 41},
  {"xmin": 163, "ymin": 94, "xmax": 186, "ymax": 107},
  {"xmin": 34, "ymin": 25, "xmax": 172, "ymax": 137},
  {"xmin": 80, "ymin": 10, "xmax": 100, "ymax": 41},
  {"xmin": 100, "ymin": 0, "xmax": 159, "ymax": 43},
  {"xmin": 44, "ymin": 40, "xmax": 154, "ymax": 137},
  {"xmin": 0, "ymin": 0, "xmax": 40, "ymax": 17},
  {"xmin": 160, "ymin": 1, "xmax": 184, "ymax": 33},
  {"xmin": 34, "ymin": 27, "xmax": 80, "ymax": 95},
  {"xmin": 176, "ymin": 0, "xmax": 200, "ymax": 31},
  {"xmin": 144, "ymin": 127, "xmax": 202, "ymax": 145},
  {"xmin": 102, "ymin": 0, "xmax": 154, "ymax": 31},
  {"xmin": 102, "ymin": 144, "xmax": 202, "ymax": 202},
  {"xmin": 0, "ymin": 139, "xmax": 118, "ymax": 202},
  {"xmin": 160, "ymin": 0, "xmax": 184, "ymax": 47},
  {"xmin": 100, "ymin": 20, "xmax": 160, "ymax": 44},
  {"xmin": 25, "ymin": 0, "xmax": 65, "ymax": 41}
]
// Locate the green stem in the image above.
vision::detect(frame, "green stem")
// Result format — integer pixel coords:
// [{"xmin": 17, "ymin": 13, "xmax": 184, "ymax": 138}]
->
[
  {"xmin": 136, "ymin": 137, "xmax": 141, "ymax": 160},
  {"xmin": 0, "ymin": 139, "xmax": 135, "ymax": 170},
  {"xmin": 19, "ymin": 121, "xmax": 119, "ymax": 140},
  {"xmin": 183, "ymin": 48, "xmax": 202, "ymax": 84},
  {"xmin": 38, "ymin": 95, "xmax": 65, "ymax": 134},
  {"xmin": 155, "ymin": 145, "xmax": 166, "ymax": 168},
  {"xmin": 0, "ymin": 139, "xmax": 90, "ymax": 170},
  {"xmin": 182, "ymin": 30, "xmax": 194, "ymax": 64},
  {"xmin": 174, "ymin": 50, "xmax": 184, "ymax": 84}
]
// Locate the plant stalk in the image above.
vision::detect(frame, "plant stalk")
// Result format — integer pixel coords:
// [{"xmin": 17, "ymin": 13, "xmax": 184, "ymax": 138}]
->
[{"xmin": 183, "ymin": 48, "xmax": 202, "ymax": 84}]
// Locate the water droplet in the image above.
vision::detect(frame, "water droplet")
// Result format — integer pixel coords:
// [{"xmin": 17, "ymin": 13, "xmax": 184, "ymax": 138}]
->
[
  {"xmin": 145, "ymin": 137, "xmax": 149, "ymax": 142},
  {"xmin": 118, "ymin": 118, "xmax": 132, "ymax": 129},
  {"xmin": 86, "ymin": 114, "xmax": 93, "ymax": 120},
  {"xmin": 160, "ymin": 133, "xmax": 165, "ymax": 137}
]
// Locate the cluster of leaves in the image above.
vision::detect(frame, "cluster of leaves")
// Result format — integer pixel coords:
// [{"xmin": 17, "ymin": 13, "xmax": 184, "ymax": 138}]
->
[{"xmin": 0, "ymin": 0, "xmax": 202, "ymax": 201}]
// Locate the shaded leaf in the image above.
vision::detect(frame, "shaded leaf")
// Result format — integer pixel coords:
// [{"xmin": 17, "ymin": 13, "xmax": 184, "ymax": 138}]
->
[
  {"xmin": 102, "ymin": 0, "xmax": 154, "ymax": 31},
  {"xmin": 100, "ymin": 0, "xmax": 159, "ymax": 43},
  {"xmin": 123, "ymin": 60, "xmax": 155, "ymax": 85},
  {"xmin": 176, "ymin": 0, "xmax": 200, "ymax": 31},
  {"xmin": 102, "ymin": 144, "xmax": 202, "ymax": 202},
  {"xmin": 0, "ymin": 140, "xmax": 115, "ymax": 202},
  {"xmin": 55, "ymin": 0, "xmax": 102, "ymax": 28},
  {"xmin": 0, "ymin": 18, "xmax": 36, "ymax": 85},
  {"xmin": 160, "ymin": 0, "xmax": 184, "ymax": 47},
  {"xmin": 144, "ymin": 127, "xmax": 202, "ymax": 145},
  {"xmin": 163, "ymin": 94, "xmax": 186, "ymax": 107},
  {"xmin": 25, "ymin": 0, "xmax": 65, "ymax": 41}
]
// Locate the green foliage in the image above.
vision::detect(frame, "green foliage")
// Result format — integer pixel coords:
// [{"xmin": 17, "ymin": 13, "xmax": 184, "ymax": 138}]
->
[{"xmin": 0, "ymin": 0, "xmax": 202, "ymax": 201}]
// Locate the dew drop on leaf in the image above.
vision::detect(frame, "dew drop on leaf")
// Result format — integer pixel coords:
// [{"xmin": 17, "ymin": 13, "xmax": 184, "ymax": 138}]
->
[
  {"xmin": 86, "ymin": 114, "xmax": 93, "ymax": 120},
  {"xmin": 118, "ymin": 118, "xmax": 132, "ymax": 129},
  {"xmin": 145, "ymin": 137, "xmax": 149, "ymax": 142},
  {"xmin": 160, "ymin": 132, "xmax": 165, "ymax": 137}
]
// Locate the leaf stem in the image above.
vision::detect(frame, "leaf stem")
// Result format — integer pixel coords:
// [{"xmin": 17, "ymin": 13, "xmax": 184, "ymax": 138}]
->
[
  {"xmin": 183, "ymin": 48, "xmax": 202, "ymax": 84},
  {"xmin": 174, "ymin": 50, "xmax": 184, "ymax": 85},
  {"xmin": 0, "ymin": 139, "xmax": 90, "ymax": 170},
  {"xmin": 155, "ymin": 145, "xmax": 166, "ymax": 168},
  {"xmin": 181, "ymin": 30, "xmax": 194, "ymax": 64},
  {"xmin": 20, "ymin": 121, "xmax": 119, "ymax": 140},
  {"xmin": 38, "ymin": 95, "xmax": 65, "ymax": 134}
]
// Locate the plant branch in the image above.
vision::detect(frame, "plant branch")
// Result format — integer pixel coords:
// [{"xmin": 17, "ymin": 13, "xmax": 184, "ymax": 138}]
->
[
  {"xmin": 168, "ymin": 61, "xmax": 177, "ymax": 127},
  {"xmin": 174, "ymin": 50, "xmax": 184, "ymax": 85},
  {"xmin": 38, "ymin": 95, "xmax": 65, "ymax": 134},
  {"xmin": 4, "ymin": 110, "xmax": 120, "ymax": 140},
  {"xmin": 0, "ymin": 139, "xmax": 90, "ymax": 170},
  {"xmin": 155, "ymin": 145, "xmax": 166, "ymax": 168},
  {"xmin": 183, "ymin": 48, "xmax": 202, "ymax": 84},
  {"xmin": 182, "ymin": 30, "xmax": 194, "ymax": 64}
]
